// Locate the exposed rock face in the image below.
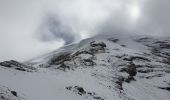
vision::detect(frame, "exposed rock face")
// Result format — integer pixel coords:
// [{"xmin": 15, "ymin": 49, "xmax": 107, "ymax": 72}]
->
[
  {"xmin": 0, "ymin": 60, "xmax": 36, "ymax": 72},
  {"xmin": 127, "ymin": 62, "xmax": 137, "ymax": 77},
  {"xmin": 47, "ymin": 41, "xmax": 106, "ymax": 71},
  {"xmin": 66, "ymin": 86, "xmax": 104, "ymax": 100},
  {"xmin": 160, "ymin": 43, "xmax": 170, "ymax": 49},
  {"xmin": 89, "ymin": 41, "xmax": 106, "ymax": 53},
  {"xmin": 49, "ymin": 52, "xmax": 71, "ymax": 65},
  {"xmin": 10, "ymin": 91, "xmax": 17, "ymax": 97},
  {"xmin": 123, "ymin": 56, "xmax": 151, "ymax": 62}
]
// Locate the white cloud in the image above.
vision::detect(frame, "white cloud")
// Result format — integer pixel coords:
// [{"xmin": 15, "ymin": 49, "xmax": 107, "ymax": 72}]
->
[{"xmin": 0, "ymin": 0, "xmax": 170, "ymax": 61}]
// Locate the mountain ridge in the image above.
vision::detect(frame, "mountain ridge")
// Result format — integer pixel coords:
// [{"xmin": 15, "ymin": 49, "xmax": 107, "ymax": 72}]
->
[{"xmin": 0, "ymin": 33, "xmax": 170, "ymax": 100}]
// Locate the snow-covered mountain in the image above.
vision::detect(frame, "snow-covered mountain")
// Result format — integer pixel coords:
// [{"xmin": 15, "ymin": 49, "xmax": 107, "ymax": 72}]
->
[{"xmin": 0, "ymin": 33, "xmax": 170, "ymax": 100}]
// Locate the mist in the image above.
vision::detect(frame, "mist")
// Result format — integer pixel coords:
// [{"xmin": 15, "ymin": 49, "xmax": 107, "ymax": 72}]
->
[{"xmin": 0, "ymin": 0, "xmax": 170, "ymax": 61}]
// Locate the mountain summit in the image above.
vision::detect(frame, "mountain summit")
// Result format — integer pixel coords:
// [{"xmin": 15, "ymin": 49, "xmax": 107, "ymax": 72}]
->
[{"xmin": 0, "ymin": 34, "xmax": 170, "ymax": 100}]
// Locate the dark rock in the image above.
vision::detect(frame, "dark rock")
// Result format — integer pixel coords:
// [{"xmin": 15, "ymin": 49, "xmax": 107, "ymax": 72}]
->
[
  {"xmin": 57, "ymin": 63, "xmax": 70, "ymax": 71},
  {"xmin": 11, "ymin": 91, "xmax": 17, "ymax": 97},
  {"xmin": 90, "ymin": 41, "xmax": 107, "ymax": 48},
  {"xmin": 66, "ymin": 86, "xmax": 72, "ymax": 90},
  {"xmin": 160, "ymin": 43, "xmax": 170, "ymax": 49},
  {"xmin": 108, "ymin": 38, "xmax": 119, "ymax": 43},
  {"xmin": 94, "ymin": 96, "xmax": 102, "ymax": 99},
  {"xmin": 121, "ymin": 45, "xmax": 126, "ymax": 47},
  {"xmin": 161, "ymin": 59, "xmax": 170, "ymax": 65},
  {"xmin": 136, "ymin": 37, "xmax": 152, "ymax": 42},
  {"xmin": 88, "ymin": 92, "xmax": 92, "ymax": 95},
  {"xmin": 135, "ymin": 65, "xmax": 143, "ymax": 68},
  {"xmin": 119, "ymin": 68, "xmax": 127, "ymax": 72},
  {"xmin": 1, "ymin": 96, "xmax": 4, "ymax": 99},
  {"xmin": 154, "ymin": 41, "xmax": 168, "ymax": 44},
  {"xmin": 145, "ymin": 74, "xmax": 163, "ymax": 79},
  {"xmin": 125, "ymin": 76, "xmax": 135, "ymax": 83},
  {"xmin": 123, "ymin": 56, "xmax": 150, "ymax": 62},
  {"xmin": 15, "ymin": 68, "xmax": 26, "ymax": 71},
  {"xmin": 137, "ymin": 69, "xmax": 154, "ymax": 73},
  {"xmin": 158, "ymin": 87, "xmax": 170, "ymax": 91},
  {"xmin": 127, "ymin": 62, "xmax": 137, "ymax": 76},
  {"xmin": 83, "ymin": 59, "xmax": 96, "ymax": 66},
  {"xmin": 50, "ymin": 52, "xmax": 71, "ymax": 65},
  {"xmin": 66, "ymin": 85, "xmax": 104, "ymax": 100},
  {"xmin": 0, "ymin": 60, "xmax": 36, "ymax": 72},
  {"xmin": 75, "ymin": 86, "xmax": 86, "ymax": 94},
  {"xmin": 115, "ymin": 77, "xmax": 124, "ymax": 90},
  {"xmin": 72, "ymin": 51, "xmax": 94, "ymax": 57}
]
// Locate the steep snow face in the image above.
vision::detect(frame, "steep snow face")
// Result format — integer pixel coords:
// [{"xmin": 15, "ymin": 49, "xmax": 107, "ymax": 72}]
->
[{"xmin": 0, "ymin": 34, "xmax": 170, "ymax": 100}]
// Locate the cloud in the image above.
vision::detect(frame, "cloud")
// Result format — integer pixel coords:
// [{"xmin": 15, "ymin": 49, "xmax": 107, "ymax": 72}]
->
[
  {"xmin": 97, "ymin": 0, "xmax": 170, "ymax": 36},
  {"xmin": 0, "ymin": 0, "xmax": 64, "ymax": 61},
  {"xmin": 37, "ymin": 15, "xmax": 76, "ymax": 44},
  {"xmin": 137, "ymin": 0, "xmax": 170, "ymax": 35},
  {"xmin": 0, "ymin": 0, "xmax": 170, "ymax": 61}
]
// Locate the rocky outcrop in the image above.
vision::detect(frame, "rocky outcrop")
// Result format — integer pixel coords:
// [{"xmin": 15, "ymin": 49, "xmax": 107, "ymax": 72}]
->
[
  {"xmin": 48, "ymin": 41, "xmax": 107, "ymax": 70},
  {"xmin": 66, "ymin": 86, "xmax": 104, "ymax": 100},
  {"xmin": 0, "ymin": 85, "xmax": 23, "ymax": 100},
  {"xmin": 49, "ymin": 52, "xmax": 71, "ymax": 65},
  {"xmin": 0, "ymin": 60, "xmax": 37, "ymax": 72}
]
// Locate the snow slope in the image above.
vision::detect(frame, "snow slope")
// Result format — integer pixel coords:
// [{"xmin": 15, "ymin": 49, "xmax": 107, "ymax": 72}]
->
[{"xmin": 0, "ymin": 33, "xmax": 170, "ymax": 100}]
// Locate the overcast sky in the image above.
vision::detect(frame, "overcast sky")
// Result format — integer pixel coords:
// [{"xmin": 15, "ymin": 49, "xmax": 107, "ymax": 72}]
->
[{"xmin": 0, "ymin": 0, "xmax": 170, "ymax": 61}]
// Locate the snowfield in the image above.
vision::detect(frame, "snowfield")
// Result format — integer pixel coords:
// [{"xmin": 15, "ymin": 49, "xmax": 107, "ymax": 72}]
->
[{"xmin": 0, "ymin": 33, "xmax": 170, "ymax": 100}]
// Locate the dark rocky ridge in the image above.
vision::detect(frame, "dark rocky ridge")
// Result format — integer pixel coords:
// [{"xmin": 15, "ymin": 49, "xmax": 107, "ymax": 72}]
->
[{"xmin": 0, "ymin": 60, "xmax": 37, "ymax": 72}]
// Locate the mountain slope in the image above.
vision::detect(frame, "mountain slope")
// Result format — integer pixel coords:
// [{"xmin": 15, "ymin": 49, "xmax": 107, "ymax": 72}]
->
[{"xmin": 0, "ymin": 33, "xmax": 170, "ymax": 100}]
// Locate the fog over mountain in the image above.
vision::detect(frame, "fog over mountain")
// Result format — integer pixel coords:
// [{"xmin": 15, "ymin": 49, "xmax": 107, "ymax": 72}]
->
[{"xmin": 0, "ymin": 0, "xmax": 170, "ymax": 61}]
